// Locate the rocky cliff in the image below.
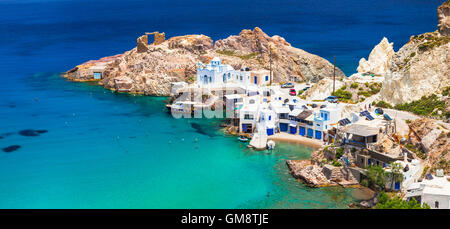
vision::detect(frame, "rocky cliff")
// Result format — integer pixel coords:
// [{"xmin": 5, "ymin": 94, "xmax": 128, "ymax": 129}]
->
[
  {"xmin": 66, "ymin": 27, "xmax": 344, "ymax": 96},
  {"xmin": 408, "ymin": 118, "xmax": 449, "ymax": 174},
  {"xmin": 379, "ymin": 31, "xmax": 450, "ymax": 104},
  {"xmin": 438, "ymin": 1, "xmax": 450, "ymax": 36},
  {"xmin": 357, "ymin": 37, "xmax": 395, "ymax": 75},
  {"xmin": 376, "ymin": 1, "xmax": 450, "ymax": 105}
]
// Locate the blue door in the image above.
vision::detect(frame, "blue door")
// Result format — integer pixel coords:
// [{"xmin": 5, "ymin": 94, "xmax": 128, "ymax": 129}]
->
[
  {"xmin": 290, "ymin": 126, "xmax": 297, "ymax": 134},
  {"xmin": 254, "ymin": 76, "xmax": 257, "ymax": 84},
  {"xmin": 242, "ymin": 124, "xmax": 248, "ymax": 132},
  {"xmin": 299, "ymin": 127, "xmax": 306, "ymax": 136},
  {"xmin": 266, "ymin": 128, "xmax": 274, "ymax": 136},
  {"xmin": 307, "ymin": 129, "xmax": 314, "ymax": 138},
  {"xmin": 280, "ymin": 123, "xmax": 288, "ymax": 132},
  {"xmin": 394, "ymin": 182, "xmax": 400, "ymax": 190},
  {"xmin": 315, "ymin": 130, "xmax": 322, "ymax": 140}
]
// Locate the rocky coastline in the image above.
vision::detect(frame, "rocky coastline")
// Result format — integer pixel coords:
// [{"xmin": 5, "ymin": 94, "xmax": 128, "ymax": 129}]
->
[
  {"xmin": 65, "ymin": 27, "xmax": 345, "ymax": 96},
  {"xmin": 286, "ymin": 147, "xmax": 360, "ymax": 188}
]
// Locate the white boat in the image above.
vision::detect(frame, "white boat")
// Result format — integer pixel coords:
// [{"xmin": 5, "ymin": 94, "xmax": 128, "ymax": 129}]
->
[
  {"xmin": 267, "ymin": 140, "xmax": 275, "ymax": 150},
  {"xmin": 238, "ymin": 136, "xmax": 249, "ymax": 142}
]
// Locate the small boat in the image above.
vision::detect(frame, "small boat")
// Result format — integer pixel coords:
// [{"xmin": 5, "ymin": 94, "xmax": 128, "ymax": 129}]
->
[
  {"xmin": 267, "ymin": 140, "xmax": 276, "ymax": 150},
  {"xmin": 238, "ymin": 136, "xmax": 249, "ymax": 142}
]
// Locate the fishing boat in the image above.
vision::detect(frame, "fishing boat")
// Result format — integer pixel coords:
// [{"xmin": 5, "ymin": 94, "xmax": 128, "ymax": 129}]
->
[
  {"xmin": 267, "ymin": 140, "xmax": 276, "ymax": 150},
  {"xmin": 238, "ymin": 136, "xmax": 249, "ymax": 142}
]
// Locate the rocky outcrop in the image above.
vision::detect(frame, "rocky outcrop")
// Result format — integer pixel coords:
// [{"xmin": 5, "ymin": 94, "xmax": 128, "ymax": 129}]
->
[
  {"xmin": 357, "ymin": 37, "xmax": 394, "ymax": 75},
  {"xmin": 438, "ymin": 1, "xmax": 450, "ymax": 36},
  {"xmin": 286, "ymin": 160, "xmax": 331, "ymax": 187},
  {"xmin": 167, "ymin": 35, "xmax": 214, "ymax": 54},
  {"xmin": 408, "ymin": 118, "xmax": 450, "ymax": 174},
  {"xmin": 136, "ymin": 35, "xmax": 149, "ymax": 53},
  {"xmin": 66, "ymin": 27, "xmax": 345, "ymax": 95},
  {"xmin": 215, "ymin": 27, "xmax": 345, "ymax": 83},
  {"xmin": 379, "ymin": 32, "xmax": 450, "ymax": 104},
  {"xmin": 301, "ymin": 78, "xmax": 345, "ymax": 101},
  {"xmin": 377, "ymin": 3, "xmax": 450, "ymax": 105}
]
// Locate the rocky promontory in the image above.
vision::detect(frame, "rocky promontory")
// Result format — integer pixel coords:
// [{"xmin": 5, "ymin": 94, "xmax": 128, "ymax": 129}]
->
[{"xmin": 65, "ymin": 27, "xmax": 345, "ymax": 96}]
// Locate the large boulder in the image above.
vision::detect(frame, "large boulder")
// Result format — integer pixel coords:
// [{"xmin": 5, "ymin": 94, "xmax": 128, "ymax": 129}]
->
[
  {"xmin": 357, "ymin": 37, "xmax": 394, "ymax": 75},
  {"xmin": 286, "ymin": 160, "xmax": 331, "ymax": 187},
  {"xmin": 168, "ymin": 35, "xmax": 214, "ymax": 54}
]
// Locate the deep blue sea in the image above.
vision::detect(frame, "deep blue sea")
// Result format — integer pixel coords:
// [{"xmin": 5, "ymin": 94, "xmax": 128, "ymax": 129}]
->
[{"xmin": 0, "ymin": 0, "xmax": 442, "ymax": 208}]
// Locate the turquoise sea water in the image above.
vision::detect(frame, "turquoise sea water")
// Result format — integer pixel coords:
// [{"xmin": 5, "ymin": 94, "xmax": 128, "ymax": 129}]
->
[
  {"xmin": 0, "ymin": 74, "xmax": 355, "ymax": 208},
  {"xmin": 0, "ymin": 0, "xmax": 442, "ymax": 208}
]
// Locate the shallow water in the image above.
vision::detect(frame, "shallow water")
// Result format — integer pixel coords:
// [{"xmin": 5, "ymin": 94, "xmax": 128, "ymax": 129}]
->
[{"xmin": 0, "ymin": 0, "xmax": 441, "ymax": 208}]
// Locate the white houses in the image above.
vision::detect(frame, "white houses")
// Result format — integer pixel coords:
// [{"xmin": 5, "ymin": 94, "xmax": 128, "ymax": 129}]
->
[
  {"xmin": 197, "ymin": 57, "xmax": 236, "ymax": 87},
  {"xmin": 238, "ymin": 96, "xmax": 261, "ymax": 133},
  {"xmin": 406, "ymin": 176, "xmax": 450, "ymax": 209},
  {"xmin": 196, "ymin": 57, "xmax": 271, "ymax": 87},
  {"xmin": 258, "ymin": 107, "xmax": 277, "ymax": 136}
]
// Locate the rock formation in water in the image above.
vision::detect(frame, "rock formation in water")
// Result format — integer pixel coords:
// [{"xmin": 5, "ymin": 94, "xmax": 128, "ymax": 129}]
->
[
  {"xmin": 66, "ymin": 27, "xmax": 345, "ymax": 96},
  {"xmin": 356, "ymin": 37, "xmax": 395, "ymax": 75}
]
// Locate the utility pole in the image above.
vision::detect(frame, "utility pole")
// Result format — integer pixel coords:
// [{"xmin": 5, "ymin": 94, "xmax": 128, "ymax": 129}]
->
[{"xmin": 333, "ymin": 55, "xmax": 336, "ymax": 94}]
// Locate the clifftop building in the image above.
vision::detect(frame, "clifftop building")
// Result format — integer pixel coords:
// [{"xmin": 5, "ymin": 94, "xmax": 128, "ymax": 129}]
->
[{"xmin": 196, "ymin": 57, "xmax": 270, "ymax": 87}]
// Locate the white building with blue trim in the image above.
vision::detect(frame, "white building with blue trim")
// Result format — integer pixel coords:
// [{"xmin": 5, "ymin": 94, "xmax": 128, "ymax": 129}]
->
[{"xmin": 196, "ymin": 57, "xmax": 270, "ymax": 87}]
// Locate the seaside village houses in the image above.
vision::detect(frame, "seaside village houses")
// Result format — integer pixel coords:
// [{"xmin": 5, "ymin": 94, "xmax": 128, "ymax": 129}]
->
[{"xmin": 169, "ymin": 57, "xmax": 450, "ymax": 208}]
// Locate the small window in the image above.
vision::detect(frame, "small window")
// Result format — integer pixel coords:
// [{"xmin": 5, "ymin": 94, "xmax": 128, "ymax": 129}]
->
[
  {"xmin": 265, "ymin": 75, "xmax": 269, "ymax": 81},
  {"xmin": 435, "ymin": 201, "xmax": 439, "ymax": 209},
  {"xmin": 269, "ymin": 116, "xmax": 271, "ymax": 121}
]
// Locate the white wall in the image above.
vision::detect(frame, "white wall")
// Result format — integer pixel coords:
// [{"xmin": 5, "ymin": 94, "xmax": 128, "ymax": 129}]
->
[{"xmin": 422, "ymin": 194, "xmax": 450, "ymax": 209}]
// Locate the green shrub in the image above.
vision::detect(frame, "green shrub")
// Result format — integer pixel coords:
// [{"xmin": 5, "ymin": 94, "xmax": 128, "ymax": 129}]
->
[
  {"xmin": 374, "ymin": 192, "xmax": 430, "ymax": 209},
  {"xmin": 443, "ymin": 86, "xmax": 450, "ymax": 96},
  {"xmin": 332, "ymin": 89, "xmax": 352, "ymax": 100},
  {"xmin": 373, "ymin": 100, "xmax": 393, "ymax": 109},
  {"xmin": 350, "ymin": 82, "xmax": 358, "ymax": 89},
  {"xmin": 405, "ymin": 144, "xmax": 426, "ymax": 159},
  {"xmin": 357, "ymin": 91, "xmax": 371, "ymax": 97},
  {"xmin": 394, "ymin": 94, "xmax": 445, "ymax": 116},
  {"xmin": 365, "ymin": 165, "xmax": 387, "ymax": 190},
  {"xmin": 335, "ymin": 147, "xmax": 344, "ymax": 159},
  {"xmin": 332, "ymin": 160, "xmax": 342, "ymax": 167}
]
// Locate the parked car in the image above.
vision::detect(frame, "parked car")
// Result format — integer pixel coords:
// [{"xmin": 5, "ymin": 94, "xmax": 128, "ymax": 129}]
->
[
  {"xmin": 302, "ymin": 86, "xmax": 310, "ymax": 91},
  {"xmin": 281, "ymin": 82, "xmax": 294, "ymax": 88},
  {"xmin": 289, "ymin": 88, "xmax": 297, "ymax": 96},
  {"xmin": 324, "ymin": 96, "xmax": 338, "ymax": 103}
]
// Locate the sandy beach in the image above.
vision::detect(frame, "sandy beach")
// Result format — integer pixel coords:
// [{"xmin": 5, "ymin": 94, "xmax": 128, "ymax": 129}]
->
[{"xmin": 269, "ymin": 132, "xmax": 324, "ymax": 148}]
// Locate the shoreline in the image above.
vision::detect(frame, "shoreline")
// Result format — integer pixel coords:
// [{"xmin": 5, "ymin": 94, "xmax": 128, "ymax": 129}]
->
[{"xmin": 268, "ymin": 133, "xmax": 323, "ymax": 149}]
